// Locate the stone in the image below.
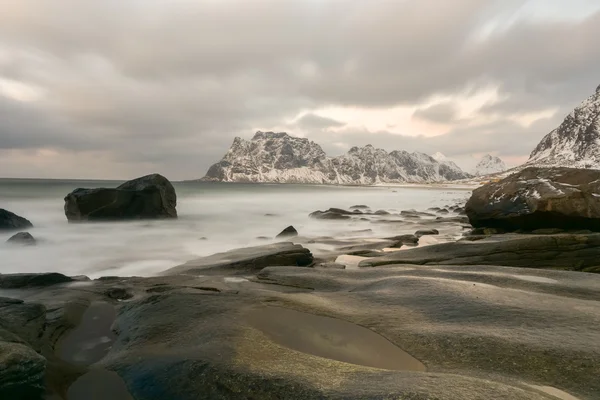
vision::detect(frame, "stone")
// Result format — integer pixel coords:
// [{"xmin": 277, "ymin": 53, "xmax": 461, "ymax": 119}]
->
[
  {"xmin": 64, "ymin": 173, "xmax": 177, "ymax": 221},
  {"xmin": 0, "ymin": 342, "xmax": 46, "ymax": 400},
  {"xmin": 350, "ymin": 205, "xmax": 369, "ymax": 209},
  {"xmin": 164, "ymin": 242, "xmax": 314, "ymax": 276},
  {"xmin": 0, "ymin": 209, "xmax": 33, "ymax": 231},
  {"xmin": 309, "ymin": 208, "xmax": 351, "ymax": 220},
  {"xmin": 0, "ymin": 273, "xmax": 73, "ymax": 289},
  {"xmin": 276, "ymin": 226, "xmax": 298, "ymax": 238},
  {"xmin": 466, "ymin": 167, "xmax": 600, "ymax": 232},
  {"xmin": 6, "ymin": 232, "xmax": 36, "ymax": 246},
  {"xmin": 374, "ymin": 209, "xmax": 390, "ymax": 215},
  {"xmin": 384, "ymin": 234, "xmax": 419, "ymax": 247},
  {"xmin": 360, "ymin": 233, "xmax": 600, "ymax": 272},
  {"xmin": 414, "ymin": 229, "xmax": 439, "ymax": 238}
]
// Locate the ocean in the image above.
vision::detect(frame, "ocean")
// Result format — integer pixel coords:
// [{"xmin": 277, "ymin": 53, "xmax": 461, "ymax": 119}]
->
[{"xmin": 0, "ymin": 179, "xmax": 471, "ymax": 278}]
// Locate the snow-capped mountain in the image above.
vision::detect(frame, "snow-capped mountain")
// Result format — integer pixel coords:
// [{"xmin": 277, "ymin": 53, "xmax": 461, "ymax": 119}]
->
[
  {"xmin": 473, "ymin": 154, "xmax": 507, "ymax": 176},
  {"xmin": 202, "ymin": 131, "xmax": 472, "ymax": 184},
  {"xmin": 431, "ymin": 152, "xmax": 448, "ymax": 162},
  {"xmin": 526, "ymin": 85, "xmax": 600, "ymax": 168}
]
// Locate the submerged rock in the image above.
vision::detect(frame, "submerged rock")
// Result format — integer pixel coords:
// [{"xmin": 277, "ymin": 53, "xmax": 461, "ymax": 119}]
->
[
  {"xmin": 276, "ymin": 226, "xmax": 298, "ymax": 238},
  {"xmin": 309, "ymin": 208, "xmax": 352, "ymax": 220},
  {"xmin": 0, "ymin": 209, "xmax": 33, "ymax": 231},
  {"xmin": 64, "ymin": 173, "xmax": 177, "ymax": 221},
  {"xmin": 6, "ymin": 232, "xmax": 36, "ymax": 246},
  {"xmin": 414, "ymin": 229, "xmax": 439, "ymax": 238},
  {"xmin": 467, "ymin": 167, "xmax": 600, "ymax": 231}
]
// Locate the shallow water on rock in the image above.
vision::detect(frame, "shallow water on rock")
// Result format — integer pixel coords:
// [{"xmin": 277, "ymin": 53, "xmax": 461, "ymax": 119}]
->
[
  {"xmin": 67, "ymin": 369, "xmax": 133, "ymax": 400},
  {"xmin": 246, "ymin": 306, "xmax": 426, "ymax": 371},
  {"xmin": 59, "ymin": 302, "xmax": 117, "ymax": 366}
]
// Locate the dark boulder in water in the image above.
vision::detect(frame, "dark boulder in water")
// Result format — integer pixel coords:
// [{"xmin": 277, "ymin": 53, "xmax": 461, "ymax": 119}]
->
[
  {"xmin": 0, "ymin": 209, "xmax": 33, "ymax": 231},
  {"xmin": 309, "ymin": 208, "xmax": 352, "ymax": 220},
  {"xmin": 276, "ymin": 226, "xmax": 298, "ymax": 238},
  {"xmin": 6, "ymin": 232, "xmax": 36, "ymax": 246},
  {"xmin": 414, "ymin": 229, "xmax": 439, "ymax": 238},
  {"xmin": 64, "ymin": 174, "xmax": 177, "ymax": 221}
]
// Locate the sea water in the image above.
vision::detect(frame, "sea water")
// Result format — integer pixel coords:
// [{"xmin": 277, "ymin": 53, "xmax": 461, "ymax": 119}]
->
[{"xmin": 0, "ymin": 179, "xmax": 470, "ymax": 278}]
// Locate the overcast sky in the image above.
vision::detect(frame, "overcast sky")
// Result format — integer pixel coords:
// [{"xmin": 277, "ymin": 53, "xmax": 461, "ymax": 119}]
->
[{"xmin": 1, "ymin": 0, "xmax": 599, "ymax": 180}]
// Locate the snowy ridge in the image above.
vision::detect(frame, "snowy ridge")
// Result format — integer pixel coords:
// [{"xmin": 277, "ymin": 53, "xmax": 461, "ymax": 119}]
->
[
  {"xmin": 202, "ymin": 131, "xmax": 472, "ymax": 184},
  {"xmin": 473, "ymin": 154, "xmax": 507, "ymax": 176},
  {"xmin": 526, "ymin": 85, "xmax": 600, "ymax": 168}
]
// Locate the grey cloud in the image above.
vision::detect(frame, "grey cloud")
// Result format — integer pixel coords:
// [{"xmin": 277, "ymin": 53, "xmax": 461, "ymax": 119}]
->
[
  {"xmin": 413, "ymin": 103, "xmax": 460, "ymax": 124},
  {"xmin": 0, "ymin": 0, "xmax": 599, "ymax": 178}
]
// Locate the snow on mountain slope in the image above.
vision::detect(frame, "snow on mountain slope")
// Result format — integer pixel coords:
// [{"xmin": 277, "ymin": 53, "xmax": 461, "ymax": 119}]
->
[
  {"xmin": 526, "ymin": 85, "xmax": 600, "ymax": 168},
  {"xmin": 473, "ymin": 154, "xmax": 507, "ymax": 176},
  {"xmin": 202, "ymin": 131, "xmax": 472, "ymax": 184}
]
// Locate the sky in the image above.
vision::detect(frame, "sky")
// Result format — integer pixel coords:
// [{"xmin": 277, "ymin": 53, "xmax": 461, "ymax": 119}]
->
[{"xmin": 1, "ymin": 0, "xmax": 599, "ymax": 180}]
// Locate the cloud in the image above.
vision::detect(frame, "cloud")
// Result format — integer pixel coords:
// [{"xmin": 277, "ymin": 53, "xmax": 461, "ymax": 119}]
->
[
  {"xmin": 413, "ymin": 103, "xmax": 460, "ymax": 124},
  {"xmin": 0, "ymin": 0, "xmax": 598, "ymax": 178}
]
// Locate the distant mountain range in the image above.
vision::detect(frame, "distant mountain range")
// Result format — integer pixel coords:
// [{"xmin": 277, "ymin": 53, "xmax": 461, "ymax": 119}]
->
[
  {"xmin": 201, "ymin": 84, "xmax": 600, "ymax": 184},
  {"xmin": 202, "ymin": 132, "xmax": 471, "ymax": 184}
]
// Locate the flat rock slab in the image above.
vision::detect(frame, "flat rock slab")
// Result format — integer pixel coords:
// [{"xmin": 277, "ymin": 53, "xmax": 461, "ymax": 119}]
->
[
  {"xmin": 164, "ymin": 242, "xmax": 314, "ymax": 276},
  {"xmin": 359, "ymin": 233, "xmax": 600, "ymax": 272}
]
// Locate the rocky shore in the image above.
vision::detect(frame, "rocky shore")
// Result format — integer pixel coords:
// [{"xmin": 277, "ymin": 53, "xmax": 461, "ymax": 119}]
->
[{"xmin": 2, "ymin": 167, "xmax": 600, "ymax": 399}]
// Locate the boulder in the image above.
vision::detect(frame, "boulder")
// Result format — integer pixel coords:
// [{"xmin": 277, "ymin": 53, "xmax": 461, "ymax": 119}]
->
[
  {"xmin": 0, "ymin": 273, "xmax": 73, "ymax": 289},
  {"xmin": 6, "ymin": 232, "xmax": 36, "ymax": 246},
  {"xmin": 64, "ymin": 173, "xmax": 177, "ymax": 221},
  {"xmin": 0, "ymin": 210, "xmax": 33, "ymax": 231},
  {"xmin": 0, "ymin": 342, "xmax": 46, "ymax": 400},
  {"xmin": 466, "ymin": 167, "xmax": 600, "ymax": 231},
  {"xmin": 276, "ymin": 226, "xmax": 298, "ymax": 238},
  {"xmin": 360, "ymin": 233, "xmax": 600, "ymax": 272},
  {"xmin": 164, "ymin": 242, "xmax": 314, "ymax": 276},
  {"xmin": 414, "ymin": 229, "xmax": 439, "ymax": 238},
  {"xmin": 309, "ymin": 208, "xmax": 351, "ymax": 220},
  {"xmin": 349, "ymin": 205, "xmax": 369, "ymax": 209}
]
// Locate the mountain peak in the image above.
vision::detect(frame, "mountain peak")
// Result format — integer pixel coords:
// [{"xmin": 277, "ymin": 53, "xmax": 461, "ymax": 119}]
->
[
  {"xmin": 473, "ymin": 154, "xmax": 507, "ymax": 176},
  {"xmin": 527, "ymin": 86, "xmax": 600, "ymax": 168},
  {"xmin": 252, "ymin": 131, "xmax": 291, "ymax": 140},
  {"xmin": 431, "ymin": 152, "xmax": 447, "ymax": 161}
]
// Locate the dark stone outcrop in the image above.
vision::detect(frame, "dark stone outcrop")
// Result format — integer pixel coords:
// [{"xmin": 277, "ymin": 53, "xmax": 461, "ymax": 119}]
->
[
  {"xmin": 415, "ymin": 229, "xmax": 439, "ymax": 238},
  {"xmin": 0, "ymin": 210, "xmax": 33, "ymax": 231},
  {"xmin": 276, "ymin": 226, "xmax": 298, "ymax": 238},
  {"xmin": 164, "ymin": 242, "xmax": 314, "ymax": 276},
  {"xmin": 466, "ymin": 167, "xmax": 600, "ymax": 231},
  {"xmin": 360, "ymin": 233, "xmax": 600, "ymax": 272},
  {"xmin": 309, "ymin": 208, "xmax": 352, "ymax": 220},
  {"xmin": 64, "ymin": 173, "xmax": 177, "ymax": 221},
  {"xmin": 0, "ymin": 273, "xmax": 74, "ymax": 289},
  {"xmin": 6, "ymin": 232, "xmax": 36, "ymax": 246}
]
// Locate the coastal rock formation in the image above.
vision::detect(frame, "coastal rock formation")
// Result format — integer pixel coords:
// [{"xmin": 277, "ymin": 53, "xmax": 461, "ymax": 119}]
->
[
  {"xmin": 202, "ymin": 131, "xmax": 471, "ymax": 184},
  {"xmin": 276, "ymin": 225, "xmax": 298, "ymax": 238},
  {"xmin": 526, "ymin": 85, "xmax": 600, "ymax": 169},
  {"xmin": 164, "ymin": 242, "xmax": 313, "ymax": 275},
  {"xmin": 466, "ymin": 167, "xmax": 600, "ymax": 231},
  {"xmin": 1, "ymin": 262, "xmax": 600, "ymax": 399},
  {"xmin": 360, "ymin": 233, "xmax": 600, "ymax": 272},
  {"xmin": 64, "ymin": 173, "xmax": 177, "ymax": 221},
  {"xmin": 0, "ymin": 209, "xmax": 33, "ymax": 231},
  {"xmin": 473, "ymin": 154, "xmax": 507, "ymax": 176},
  {"xmin": 6, "ymin": 232, "xmax": 36, "ymax": 246}
]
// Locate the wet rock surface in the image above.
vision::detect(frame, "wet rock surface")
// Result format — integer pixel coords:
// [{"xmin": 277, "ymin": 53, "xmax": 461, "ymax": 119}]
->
[
  {"xmin": 0, "ymin": 259, "xmax": 598, "ymax": 400},
  {"xmin": 276, "ymin": 225, "xmax": 298, "ymax": 238},
  {"xmin": 7, "ymin": 232, "xmax": 36, "ymax": 245},
  {"xmin": 63, "ymin": 173, "xmax": 177, "ymax": 222}
]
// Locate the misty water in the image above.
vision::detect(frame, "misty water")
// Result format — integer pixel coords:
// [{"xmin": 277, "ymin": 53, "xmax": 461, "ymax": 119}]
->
[{"xmin": 0, "ymin": 179, "xmax": 470, "ymax": 278}]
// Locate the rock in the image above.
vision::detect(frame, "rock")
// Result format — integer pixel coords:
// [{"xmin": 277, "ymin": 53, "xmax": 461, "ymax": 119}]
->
[
  {"xmin": 0, "ymin": 273, "xmax": 73, "ymax": 289},
  {"xmin": 276, "ymin": 226, "xmax": 298, "ymax": 238},
  {"xmin": 0, "ymin": 210, "xmax": 33, "ymax": 231},
  {"xmin": 437, "ymin": 209, "xmax": 449, "ymax": 214},
  {"xmin": 360, "ymin": 233, "xmax": 600, "ymax": 272},
  {"xmin": 6, "ymin": 232, "xmax": 36, "ymax": 246},
  {"xmin": 314, "ymin": 262, "xmax": 346, "ymax": 269},
  {"xmin": 350, "ymin": 205, "xmax": 369, "ymax": 209},
  {"xmin": 64, "ymin": 173, "xmax": 177, "ymax": 221},
  {"xmin": 0, "ymin": 342, "xmax": 46, "ymax": 400},
  {"xmin": 414, "ymin": 229, "xmax": 439, "ymax": 238},
  {"xmin": 384, "ymin": 234, "xmax": 419, "ymax": 247},
  {"xmin": 401, "ymin": 210, "xmax": 435, "ymax": 218},
  {"xmin": 466, "ymin": 167, "xmax": 600, "ymax": 232},
  {"xmin": 531, "ymin": 228, "xmax": 565, "ymax": 235},
  {"xmin": 164, "ymin": 242, "xmax": 313, "ymax": 276},
  {"xmin": 374, "ymin": 209, "xmax": 390, "ymax": 215},
  {"xmin": 469, "ymin": 227, "xmax": 505, "ymax": 236},
  {"xmin": 309, "ymin": 209, "xmax": 351, "ymax": 220}
]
